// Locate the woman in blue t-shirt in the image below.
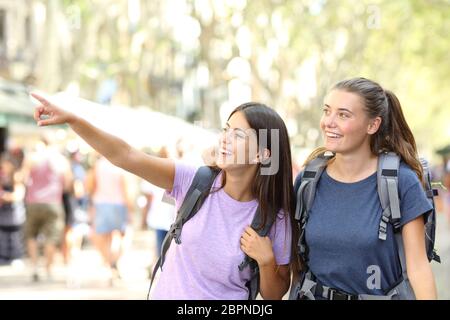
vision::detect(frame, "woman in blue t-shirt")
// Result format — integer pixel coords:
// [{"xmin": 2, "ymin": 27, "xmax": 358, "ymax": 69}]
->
[
  {"xmin": 30, "ymin": 93, "xmax": 296, "ymax": 300},
  {"xmin": 292, "ymin": 77, "xmax": 437, "ymax": 300}
]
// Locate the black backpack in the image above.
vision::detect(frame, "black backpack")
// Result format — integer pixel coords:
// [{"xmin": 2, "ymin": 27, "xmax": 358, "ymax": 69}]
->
[{"xmin": 147, "ymin": 166, "xmax": 275, "ymax": 299}]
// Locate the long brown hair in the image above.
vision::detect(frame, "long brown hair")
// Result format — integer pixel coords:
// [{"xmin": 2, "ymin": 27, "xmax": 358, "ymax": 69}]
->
[
  {"xmin": 217, "ymin": 102, "xmax": 298, "ymax": 272},
  {"xmin": 306, "ymin": 77, "xmax": 423, "ymax": 183}
]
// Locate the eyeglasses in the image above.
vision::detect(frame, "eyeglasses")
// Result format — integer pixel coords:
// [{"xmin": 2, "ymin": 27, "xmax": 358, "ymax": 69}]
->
[{"xmin": 221, "ymin": 127, "xmax": 251, "ymax": 140}]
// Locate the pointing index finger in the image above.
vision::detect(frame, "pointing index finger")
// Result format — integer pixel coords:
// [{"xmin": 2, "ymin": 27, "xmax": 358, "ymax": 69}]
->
[{"xmin": 30, "ymin": 92, "xmax": 50, "ymax": 106}]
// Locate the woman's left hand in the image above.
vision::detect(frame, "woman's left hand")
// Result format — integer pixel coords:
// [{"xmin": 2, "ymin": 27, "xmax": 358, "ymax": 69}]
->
[{"xmin": 240, "ymin": 226, "xmax": 275, "ymax": 267}]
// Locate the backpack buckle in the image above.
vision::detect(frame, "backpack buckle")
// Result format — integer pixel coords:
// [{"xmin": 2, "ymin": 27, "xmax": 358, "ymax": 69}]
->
[
  {"xmin": 391, "ymin": 218, "xmax": 401, "ymax": 231},
  {"xmin": 169, "ymin": 223, "xmax": 182, "ymax": 244},
  {"xmin": 174, "ymin": 227, "xmax": 182, "ymax": 244},
  {"xmin": 427, "ymin": 189, "xmax": 438, "ymax": 197},
  {"xmin": 238, "ymin": 259, "xmax": 248, "ymax": 271},
  {"xmin": 328, "ymin": 288, "xmax": 356, "ymax": 300}
]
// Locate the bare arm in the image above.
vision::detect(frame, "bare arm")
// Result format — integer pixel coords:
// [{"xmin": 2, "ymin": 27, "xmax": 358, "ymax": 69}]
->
[
  {"xmin": 259, "ymin": 262, "xmax": 290, "ymax": 300},
  {"xmin": 31, "ymin": 92, "xmax": 175, "ymax": 190},
  {"xmin": 403, "ymin": 215, "xmax": 437, "ymax": 299}
]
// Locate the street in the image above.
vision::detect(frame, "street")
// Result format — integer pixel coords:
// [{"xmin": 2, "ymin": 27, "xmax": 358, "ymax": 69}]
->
[
  {"xmin": 0, "ymin": 228, "xmax": 155, "ymax": 300},
  {"xmin": 1, "ymin": 214, "xmax": 449, "ymax": 300}
]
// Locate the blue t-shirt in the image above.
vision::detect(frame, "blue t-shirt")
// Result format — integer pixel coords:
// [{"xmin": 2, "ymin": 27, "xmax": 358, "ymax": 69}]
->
[{"xmin": 294, "ymin": 161, "xmax": 432, "ymax": 296}]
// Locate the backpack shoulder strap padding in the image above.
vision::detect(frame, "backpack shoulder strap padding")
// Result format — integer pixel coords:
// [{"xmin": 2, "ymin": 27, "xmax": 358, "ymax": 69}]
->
[
  {"xmin": 296, "ymin": 152, "xmax": 333, "ymax": 221},
  {"xmin": 239, "ymin": 205, "xmax": 277, "ymax": 300},
  {"xmin": 295, "ymin": 152, "xmax": 333, "ymax": 266},
  {"xmin": 377, "ymin": 152, "xmax": 409, "ymax": 280},
  {"xmin": 238, "ymin": 207, "xmax": 275, "ymax": 271},
  {"xmin": 164, "ymin": 165, "xmax": 220, "ymax": 256},
  {"xmin": 377, "ymin": 151, "xmax": 401, "ymax": 241},
  {"xmin": 419, "ymin": 157, "xmax": 441, "ymax": 263},
  {"xmin": 176, "ymin": 166, "xmax": 221, "ymax": 233}
]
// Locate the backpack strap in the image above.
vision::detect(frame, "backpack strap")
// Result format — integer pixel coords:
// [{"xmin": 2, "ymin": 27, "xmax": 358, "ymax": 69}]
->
[
  {"xmin": 296, "ymin": 270, "xmax": 405, "ymax": 300},
  {"xmin": 377, "ymin": 152, "xmax": 401, "ymax": 241},
  {"xmin": 419, "ymin": 158, "xmax": 441, "ymax": 263},
  {"xmin": 289, "ymin": 152, "xmax": 333, "ymax": 300},
  {"xmin": 296, "ymin": 152, "xmax": 333, "ymax": 264},
  {"xmin": 238, "ymin": 207, "xmax": 274, "ymax": 271},
  {"xmin": 147, "ymin": 166, "xmax": 220, "ymax": 299},
  {"xmin": 239, "ymin": 206, "xmax": 275, "ymax": 300},
  {"xmin": 394, "ymin": 232, "xmax": 409, "ymax": 284},
  {"xmin": 377, "ymin": 152, "xmax": 409, "ymax": 281}
]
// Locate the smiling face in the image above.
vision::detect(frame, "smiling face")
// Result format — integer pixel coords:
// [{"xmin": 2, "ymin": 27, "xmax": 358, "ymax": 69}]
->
[
  {"xmin": 320, "ymin": 89, "xmax": 381, "ymax": 155},
  {"xmin": 216, "ymin": 111, "xmax": 259, "ymax": 171}
]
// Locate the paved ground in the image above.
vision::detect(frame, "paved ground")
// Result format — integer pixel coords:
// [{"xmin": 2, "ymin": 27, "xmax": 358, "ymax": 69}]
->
[
  {"xmin": 0, "ymin": 228, "xmax": 155, "ymax": 300},
  {"xmin": 1, "ymin": 214, "xmax": 449, "ymax": 300}
]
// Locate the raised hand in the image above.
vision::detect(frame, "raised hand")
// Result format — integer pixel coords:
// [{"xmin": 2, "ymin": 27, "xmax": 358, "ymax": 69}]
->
[
  {"xmin": 30, "ymin": 92, "xmax": 176, "ymax": 192},
  {"xmin": 31, "ymin": 92, "xmax": 76, "ymax": 127}
]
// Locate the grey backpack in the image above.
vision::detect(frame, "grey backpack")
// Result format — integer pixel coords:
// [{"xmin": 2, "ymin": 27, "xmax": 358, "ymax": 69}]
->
[{"xmin": 290, "ymin": 151, "xmax": 440, "ymax": 300}]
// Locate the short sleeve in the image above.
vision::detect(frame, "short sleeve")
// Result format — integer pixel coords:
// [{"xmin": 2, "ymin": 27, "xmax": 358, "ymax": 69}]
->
[
  {"xmin": 398, "ymin": 163, "xmax": 433, "ymax": 227},
  {"xmin": 166, "ymin": 161, "xmax": 199, "ymax": 206},
  {"xmin": 268, "ymin": 211, "xmax": 292, "ymax": 265}
]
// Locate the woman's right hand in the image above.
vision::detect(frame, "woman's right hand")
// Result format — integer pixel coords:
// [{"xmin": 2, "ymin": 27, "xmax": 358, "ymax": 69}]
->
[{"xmin": 31, "ymin": 92, "xmax": 76, "ymax": 127}]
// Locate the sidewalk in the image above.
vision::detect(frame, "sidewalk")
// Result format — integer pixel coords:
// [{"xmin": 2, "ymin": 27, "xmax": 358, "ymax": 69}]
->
[
  {"xmin": 0, "ymin": 228, "xmax": 156, "ymax": 300},
  {"xmin": 1, "ymin": 215, "xmax": 449, "ymax": 300}
]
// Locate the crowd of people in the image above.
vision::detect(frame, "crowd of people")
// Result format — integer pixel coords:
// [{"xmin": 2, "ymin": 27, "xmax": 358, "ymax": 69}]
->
[{"xmin": 0, "ymin": 133, "xmax": 198, "ymax": 287}]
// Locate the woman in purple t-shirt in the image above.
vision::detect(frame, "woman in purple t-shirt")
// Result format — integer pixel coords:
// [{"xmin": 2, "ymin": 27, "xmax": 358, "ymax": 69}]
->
[{"xmin": 31, "ymin": 93, "xmax": 297, "ymax": 300}]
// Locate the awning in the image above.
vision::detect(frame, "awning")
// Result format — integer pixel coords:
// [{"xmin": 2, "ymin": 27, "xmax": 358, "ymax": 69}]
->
[
  {"xmin": 0, "ymin": 78, "xmax": 34, "ymax": 127},
  {"xmin": 47, "ymin": 92, "xmax": 219, "ymax": 151}
]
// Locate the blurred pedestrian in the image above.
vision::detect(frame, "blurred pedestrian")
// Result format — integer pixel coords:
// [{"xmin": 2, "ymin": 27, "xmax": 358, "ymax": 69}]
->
[
  {"xmin": 0, "ymin": 153, "xmax": 25, "ymax": 263},
  {"xmin": 443, "ymin": 172, "xmax": 450, "ymax": 224},
  {"xmin": 87, "ymin": 154, "xmax": 133, "ymax": 282},
  {"xmin": 140, "ymin": 146, "xmax": 176, "ymax": 276},
  {"xmin": 22, "ymin": 136, "xmax": 73, "ymax": 281}
]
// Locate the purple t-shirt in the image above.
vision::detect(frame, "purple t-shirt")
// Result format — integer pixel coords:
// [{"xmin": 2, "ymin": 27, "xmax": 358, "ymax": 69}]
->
[{"xmin": 150, "ymin": 162, "xmax": 292, "ymax": 300}]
